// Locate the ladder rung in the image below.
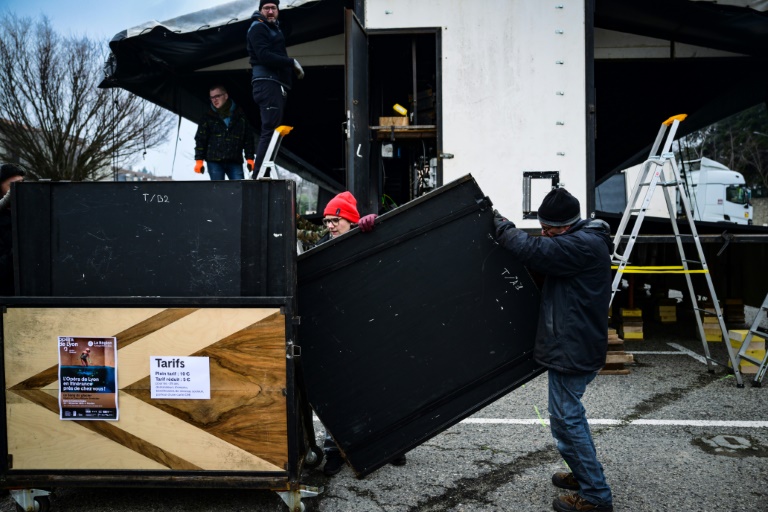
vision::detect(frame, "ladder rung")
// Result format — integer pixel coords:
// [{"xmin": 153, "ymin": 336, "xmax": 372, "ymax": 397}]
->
[
  {"xmin": 739, "ymin": 354, "xmax": 763, "ymax": 366},
  {"xmin": 750, "ymin": 329, "xmax": 768, "ymax": 339},
  {"xmin": 681, "ymin": 259, "xmax": 702, "ymax": 266},
  {"xmin": 694, "ymin": 308, "xmax": 718, "ymax": 316}
]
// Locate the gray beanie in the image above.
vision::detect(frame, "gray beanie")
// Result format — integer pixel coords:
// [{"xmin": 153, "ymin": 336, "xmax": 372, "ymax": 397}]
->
[{"xmin": 537, "ymin": 188, "xmax": 581, "ymax": 226}]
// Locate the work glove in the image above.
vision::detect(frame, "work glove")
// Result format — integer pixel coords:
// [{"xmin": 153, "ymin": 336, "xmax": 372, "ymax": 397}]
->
[
  {"xmin": 194, "ymin": 160, "xmax": 205, "ymax": 174},
  {"xmin": 359, "ymin": 214, "xmax": 377, "ymax": 233},
  {"xmin": 493, "ymin": 209, "xmax": 514, "ymax": 232},
  {"xmin": 293, "ymin": 59, "xmax": 305, "ymax": 80},
  {"xmin": 246, "ymin": 159, "xmax": 255, "ymax": 172}
]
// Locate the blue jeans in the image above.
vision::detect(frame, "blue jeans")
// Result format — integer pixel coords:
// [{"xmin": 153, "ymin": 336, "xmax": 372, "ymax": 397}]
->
[
  {"xmin": 548, "ymin": 370, "xmax": 613, "ymax": 507},
  {"xmin": 207, "ymin": 161, "xmax": 244, "ymax": 181}
]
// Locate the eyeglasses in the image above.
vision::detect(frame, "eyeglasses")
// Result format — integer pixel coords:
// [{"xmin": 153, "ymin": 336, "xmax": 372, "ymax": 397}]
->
[
  {"xmin": 322, "ymin": 217, "xmax": 342, "ymax": 226},
  {"xmin": 262, "ymin": 5, "xmax": 278, "ymax": 11},
  {"xmin": 209, "ymin": 93, "xmax": 226, "ymax": 101}
]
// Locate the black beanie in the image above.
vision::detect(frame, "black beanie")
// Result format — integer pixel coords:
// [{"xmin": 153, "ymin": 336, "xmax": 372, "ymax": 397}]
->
[
  {"xmin": 259, "ymin": 0, "xmax": 279, "ymax": 9},
  {"xmin": 0, "ymin": 163, "xmax": 25, "ymax": 184},
  {"xmin": 537, "ymin": 188, "xmax": 580, "ymax": 226}
]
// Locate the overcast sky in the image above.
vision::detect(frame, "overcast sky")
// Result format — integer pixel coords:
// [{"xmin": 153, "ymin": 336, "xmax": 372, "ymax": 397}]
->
[{"xmin": 2, "ymin": 0, "xmax": 232, "ymax": 180}]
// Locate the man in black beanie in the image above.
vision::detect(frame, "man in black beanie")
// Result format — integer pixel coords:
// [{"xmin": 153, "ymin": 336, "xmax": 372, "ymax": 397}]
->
[
  {"xmin": 247, "ymin": 0, "xmax": 304, "ymax": 177},
  {"xmin": 493, "ymin": 188, "xmax": 614, "ymax": 512},
  {"xmin": 0, "ymin": 163, "xmax": 25, "ymax": 295}
]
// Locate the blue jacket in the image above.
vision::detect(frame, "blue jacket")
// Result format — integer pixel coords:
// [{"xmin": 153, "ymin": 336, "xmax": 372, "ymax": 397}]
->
[
  {"xmin": 495, "ymin": 218, "xmax": 613, "ymax": 373},
  {"xmin": 247, "ymin": 12, "xmax": 293, "ymax": 88}
]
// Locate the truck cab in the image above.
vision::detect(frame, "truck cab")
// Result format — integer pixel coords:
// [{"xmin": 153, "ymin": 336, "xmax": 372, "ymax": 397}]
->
[{"xmin": 682, "ymin": 157, "xmax": 753, "ymax": 225}]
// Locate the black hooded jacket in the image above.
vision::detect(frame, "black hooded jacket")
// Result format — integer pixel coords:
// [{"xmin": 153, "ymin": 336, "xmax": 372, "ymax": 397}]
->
[
  {"xmin": 247, "ymin": 12, "xmax": 293, "ymax": 88},
  {"xmin": 495, "ymin": 218, "xmax": 614, "ymax": 373},
  {"xmin": 193, "ymin": 101, "xmax": 255, "ymax": 163}
]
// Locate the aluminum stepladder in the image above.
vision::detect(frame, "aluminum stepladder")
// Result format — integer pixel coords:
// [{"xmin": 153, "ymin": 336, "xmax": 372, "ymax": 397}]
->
[
  {"xmin": 737, "ymin": 292, "xmax": 768, "ymax": 386},
  {"xmin": 254, "ymin": 125, "xmax": 293, "ymax": 179},
  {"xmin": 609, "ymin": 114, "xmax": 745, "ymax": 387}
]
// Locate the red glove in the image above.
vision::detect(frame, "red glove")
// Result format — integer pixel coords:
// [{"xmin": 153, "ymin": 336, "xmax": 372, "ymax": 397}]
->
[
  {"xmin": 246, "ymin": 159, "xmax": 255, "ymax": 172},
  {"xmin": 194, "ymin": 160, "xmax": 205, "ymax": 174},
  {"xmin": 359, "ymin": 214, "xmax": 377, "ymax": 233}
]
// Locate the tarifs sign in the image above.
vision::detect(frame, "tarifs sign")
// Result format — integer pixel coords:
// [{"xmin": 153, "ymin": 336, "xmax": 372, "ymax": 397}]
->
[{"xmin": 150, "ymin": 356, "xmax": 211, "ymax": 400}]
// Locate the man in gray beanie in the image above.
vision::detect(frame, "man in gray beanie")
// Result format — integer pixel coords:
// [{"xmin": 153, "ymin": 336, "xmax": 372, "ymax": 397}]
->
[{"xmin": 493, "ymin": 188, "xmax": 614, "ymax": 512}]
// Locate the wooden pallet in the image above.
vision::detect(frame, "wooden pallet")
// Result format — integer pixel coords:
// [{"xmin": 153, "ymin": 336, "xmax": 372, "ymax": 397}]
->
[{"xmin": 600, "ymin": 328, "xmax": 634, "ymax": 375}]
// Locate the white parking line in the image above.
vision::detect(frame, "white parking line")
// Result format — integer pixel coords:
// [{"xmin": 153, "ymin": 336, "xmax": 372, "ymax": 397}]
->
[
  {"xmin": 461, "ymin": 418, "xmax": 768, "ymax": 428},
  {"xmin": 628, "ymin": 351, "xmax": 686, "ymax": 355},
  {"xmin": 312, "ymin": 417, "xmax": 768, "ymax": 428},
  {"xmin": 628, "ymin": 343, "xmax": 709, "ymax": 364},
  {"xmin": 665, "ymin": 342, "xmax": 708, "ymax": 363}
]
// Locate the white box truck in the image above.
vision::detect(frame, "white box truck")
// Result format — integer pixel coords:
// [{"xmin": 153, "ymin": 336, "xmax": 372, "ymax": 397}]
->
[{"xmin": 622, "ymin": 156, "xmax": 753, "ymax": 225}]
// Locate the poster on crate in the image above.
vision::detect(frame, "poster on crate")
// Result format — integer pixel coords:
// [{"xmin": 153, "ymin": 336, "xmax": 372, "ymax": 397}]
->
[{"xmin": 58, "ymin": 336, "xmax": 119, "ymax": 421}]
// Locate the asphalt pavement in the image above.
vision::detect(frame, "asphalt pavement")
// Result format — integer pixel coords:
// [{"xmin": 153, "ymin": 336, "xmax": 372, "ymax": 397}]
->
[{"xmin": 2, "ymin": 330, "xmax": 767, "ymax": 512}]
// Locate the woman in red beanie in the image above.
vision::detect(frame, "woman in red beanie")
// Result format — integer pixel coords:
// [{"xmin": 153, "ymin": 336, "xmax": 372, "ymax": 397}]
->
[{"xmin": 316, "ymin": 191, "xmax": 376, "ymax": 243}]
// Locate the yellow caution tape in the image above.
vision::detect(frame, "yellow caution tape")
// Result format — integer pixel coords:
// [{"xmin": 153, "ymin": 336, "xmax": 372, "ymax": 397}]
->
[{"xmin": 611, "ymin": 265, "xmax": 708, "ymax": 274}]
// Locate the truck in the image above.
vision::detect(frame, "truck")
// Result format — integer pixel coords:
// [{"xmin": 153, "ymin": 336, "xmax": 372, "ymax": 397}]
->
[
  {"xmin": 681, "ymin": 157, "xmax": 753, "ymax": 225},
  {"xmin": 619, "ymin": 156, "xmax": 753, "ymax": 225}
]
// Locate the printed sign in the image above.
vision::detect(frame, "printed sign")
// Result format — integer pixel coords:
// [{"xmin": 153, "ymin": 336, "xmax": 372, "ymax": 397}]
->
[
  {"xmin": 150, "ymin": 356, "xmax": 211, "ymax": 399},
  {"xmin": 58, "ymin": 336, "xmax": 118, "ymax": 420}
]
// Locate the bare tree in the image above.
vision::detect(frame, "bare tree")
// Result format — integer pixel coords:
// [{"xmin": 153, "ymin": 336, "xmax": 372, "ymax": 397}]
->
[
  {"xmin": 0, "ymin": 13, "xmax": 173, "ymax": 181},
  {"xmin": 677, "ymin": 104, "xmax": 768, "ymax": 190}
]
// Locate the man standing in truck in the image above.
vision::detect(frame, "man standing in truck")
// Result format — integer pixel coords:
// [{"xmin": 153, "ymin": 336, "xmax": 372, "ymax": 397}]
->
[{"xmin": 247, "ymin": 0, "xmax": 304, "ymax": 177}]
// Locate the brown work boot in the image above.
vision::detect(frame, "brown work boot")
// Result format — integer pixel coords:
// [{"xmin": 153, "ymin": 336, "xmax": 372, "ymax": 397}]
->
[
  {"xmin": 552, "ymin": 471, "xmax": 580, "ymax": 490},
  {"xmin": 553, "ymin": 493, "xmax": 613, "ymax": 512}
]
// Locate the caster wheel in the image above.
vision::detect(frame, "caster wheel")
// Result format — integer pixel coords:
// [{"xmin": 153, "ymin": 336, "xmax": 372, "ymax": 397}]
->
[
  {"xmin": 303, "ymin": 445, "xmax": 324, "ymax": 469},
  {"xmin": 15, "ymin": 496, "xmax": 50, "ymax": 512}
]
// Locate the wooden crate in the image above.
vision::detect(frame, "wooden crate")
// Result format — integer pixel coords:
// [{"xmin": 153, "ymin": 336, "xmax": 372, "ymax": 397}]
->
[
  {"xmin": 619, "ymin": 308, "xmax": 643, "ymax": 340},
  {"xmin": 2, "ymin": 305, "xmax": 300, "ymax": 486},
  {"xmin": 656, "ymin": 299, "xmax": 677, "ymax": 324},
  {"xmin": 728, "ymin": 330, "xmax": 766, "ymax": 374}
]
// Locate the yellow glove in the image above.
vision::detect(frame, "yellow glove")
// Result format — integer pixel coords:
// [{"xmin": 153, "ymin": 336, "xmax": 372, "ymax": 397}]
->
[
  {"xmin": 194, "ymin": 160, "xmax": 205, "ymax": 174},
  {"xmin": 246, "ymin": 159, "xmax": 255, "ymax": 172}
]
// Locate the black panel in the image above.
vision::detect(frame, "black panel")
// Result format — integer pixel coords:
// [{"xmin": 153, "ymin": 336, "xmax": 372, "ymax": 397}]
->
[
  {"xmin": 297, "ymin": 175, "xmax": 543, "ymax": 477},
  {"xmin": 12, "ymin": 184, "xmax": 52, "ymax": 295},
  {"xmin": 14, "ymin": 181, "xmax": 295, "ymax": 297}
]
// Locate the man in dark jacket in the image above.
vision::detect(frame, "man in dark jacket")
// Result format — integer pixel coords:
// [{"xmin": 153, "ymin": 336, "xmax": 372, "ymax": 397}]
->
[
  {"xmin": 247, "ymin": 0, "xmax": 304, "ymax": 177},
  {"xmin": 0, "ymin": 163, "xmax": 25, "ymax": 296},
  {"xmin": 494, "ymin": 188, "xmax": 614, "ymax": 512},
  {"xmin": 194, "ymin": 85, "xmax": 256, "ymax": 180}
]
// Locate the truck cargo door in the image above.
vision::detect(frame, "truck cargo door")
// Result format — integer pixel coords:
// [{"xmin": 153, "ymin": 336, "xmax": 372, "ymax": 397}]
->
[{"xmin": 345, "ymin": 9, "xmax": 374, "ymax": 214}]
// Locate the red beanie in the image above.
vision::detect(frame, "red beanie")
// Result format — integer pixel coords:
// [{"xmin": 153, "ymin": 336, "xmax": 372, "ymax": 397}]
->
[{"xmin": 324, "ymin": 191, "xmax": 360, "ymax": 223}]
